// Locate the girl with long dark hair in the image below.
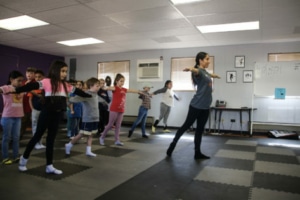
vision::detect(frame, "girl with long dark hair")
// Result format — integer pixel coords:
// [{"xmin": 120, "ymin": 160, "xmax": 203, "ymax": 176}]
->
[{"xmin": 14, "ymin": 60, "xmax": 91, "ymax": 174}]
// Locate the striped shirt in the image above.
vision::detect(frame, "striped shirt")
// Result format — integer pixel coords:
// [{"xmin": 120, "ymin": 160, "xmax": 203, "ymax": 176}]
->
[{"xmin": 139, "ymin": 91, "xmax": 151, "ymax": 109}]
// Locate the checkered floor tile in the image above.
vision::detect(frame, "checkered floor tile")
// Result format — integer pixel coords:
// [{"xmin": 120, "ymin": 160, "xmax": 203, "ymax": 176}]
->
[{"xmin": 192, "ymin": 138, "xmax": 300, "ymax": 200}]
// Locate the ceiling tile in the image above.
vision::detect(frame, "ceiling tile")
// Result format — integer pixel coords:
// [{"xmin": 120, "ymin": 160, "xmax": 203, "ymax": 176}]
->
[
  {"xmin": 127, "ymin": 18, "xmax": 192, "ymax": 32},
  {"xmin": 0, "ymin": 0, "xmax": 79, "ymax": 14},
  {"xmin": 153, "ymin": 36, "xmax": 181, "ymax": 43},
  {"xmin": 85, "ymin": 0, "xmax": 170, "ymax": 15},
  {"xmin": 31, "ymin": 4, "xmax": 101, "ymax": 24},
  {"xmin": 0, "ymin": 32, "xmax": 32, "ymax": 41},
  {"xmin": 187, "ymin": 11, "xmax": 259, "ymax": 26},
  {"xmin": 106, "ymin": 5, "xmax": 183, "ymax": 25},
  {"xmin": 0, "ymin": 6, "xmax": 21, "ymax": 19},
  {"xmin": 16, "ymin": 25, "xmax": 70, "ymax": 37}
]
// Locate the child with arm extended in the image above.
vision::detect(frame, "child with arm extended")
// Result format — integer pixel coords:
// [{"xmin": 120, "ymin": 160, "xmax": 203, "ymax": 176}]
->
[
  {"xmin": 97, "ymin": 78, "xmax": 110, "ymax": 134},
  {"xmin": 14, "ymin": 60, "xmax": 91, "ymax": 175},
  {"xmin": 65, "ymin": 78, "xmax": 107, "ymax": 157},
  {"xmin": 68, "ymin": 80, "xmax": 84, "ymax": 139},
  {"xmin": 0, "ymin": 71, "xmax": 24, "ymax": 165},
  {"xmin": 128, "ymin": 83, "xmax": 153, "ymax": 138},
  {"xmin": 27, "ymin": 69, "xmax": 45, "ymax": 149},
  {"xmin": 151, "ymin": 80, "xmax": 180, "ymax": 133},
  {"xmin": 99, "ymin": 73, "xmax": 142, "ymax": 146}
]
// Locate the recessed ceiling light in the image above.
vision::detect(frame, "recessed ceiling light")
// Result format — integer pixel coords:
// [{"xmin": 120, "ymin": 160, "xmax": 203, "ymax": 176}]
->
[
  {"xmin": 170, "ymin": 0, "xmax": 210, "ymax": 5},
  {"xmin": 57, "ymin": 38, "xmax": 104, "ymax": 46},
  {"xmin": 0, "ymin": 15, "xmax": 49, "ymax": 30},
  {"xmin": 197, "ymin": 21, "xmax": 260, "ymax": 33}
]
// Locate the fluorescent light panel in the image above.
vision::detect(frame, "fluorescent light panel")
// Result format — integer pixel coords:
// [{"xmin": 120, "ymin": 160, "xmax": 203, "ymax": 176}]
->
[
  {"xmin": 197, "ymin": 21, "xmax": 259, "ymax": 33},
  {"xmin": 57, "ymin": 38, "xmax": 104, "ymax": 46},
  {"xmin": 0, "ymin": 15, "xmax": 49, "ymax": 30},
  {"xmin": 171, "ymin": 0, "xmax": 210, "ymax": 5}
]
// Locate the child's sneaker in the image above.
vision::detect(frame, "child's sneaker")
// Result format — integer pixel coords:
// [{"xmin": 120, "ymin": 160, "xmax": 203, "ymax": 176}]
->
[
  {"xmin": 46, "ymin": 165, "xmax": 63, "ymax": 175},
  {"xmin": 13, "ymin": 157, "xmax": 20, "ymax": 163},
  {"xmin": 2, "ymin": 158, "xmax": 12, "ymax": 165},
  {"xmin": 18, "ymin": 156, "xmax": 28, "ymax": 171},
  {"xmin": 86, "ymin": 146, "xmax": 97, "ymax": 157},
  {"xmin": 65, "ymin": 143, "xmax": 72, "ymax": 155},
  {"xmin": 99, "ymin": 137, "xmax": 105, "ymax": 146},
  {"xmin": 115, "ymin": 141, "xmax": 124, "ymax": 146},
  {"xmin": 128, "ymin": 130, "xmax": 133, "ymax": 138},
  {"xmin": 151, "ymin": 126, "xmax": 156, "ymax": 133}
]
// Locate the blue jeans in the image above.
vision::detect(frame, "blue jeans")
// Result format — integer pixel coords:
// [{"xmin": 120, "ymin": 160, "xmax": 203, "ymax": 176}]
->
[
  {"xmin": 70, "ymin": 117, "xmax": 80, "ymax": 137},
  {"xmin": 130, "ymin": 106, "xmax": 148, "ymax": 135},
  {"xmin": 1, "ymin": 117, "xmax": 21, "ymax": 159}
]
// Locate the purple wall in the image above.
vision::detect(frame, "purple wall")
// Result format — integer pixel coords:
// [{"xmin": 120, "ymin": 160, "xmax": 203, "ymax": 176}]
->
[{"xmin": 0, "ymin": 44, "xmax": 64, "ymax": 112}]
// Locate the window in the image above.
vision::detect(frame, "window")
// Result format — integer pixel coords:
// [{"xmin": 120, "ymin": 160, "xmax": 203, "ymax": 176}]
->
[
  {"xmin": 268, "ymin": 53, "xmax": 300, "ymax": 62},
  {"xmin": 97, "ymin": 60, "xmax": 130, "ymax": 88},
  {"xmin": 171, "ymin": 56, "xmax": 214, "ymax": 91}
]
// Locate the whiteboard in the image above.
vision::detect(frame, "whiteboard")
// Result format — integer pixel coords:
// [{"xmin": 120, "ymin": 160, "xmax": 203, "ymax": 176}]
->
[{"xmin": 254, "ymin": 61, "xmax": 300, "ymax": 96}]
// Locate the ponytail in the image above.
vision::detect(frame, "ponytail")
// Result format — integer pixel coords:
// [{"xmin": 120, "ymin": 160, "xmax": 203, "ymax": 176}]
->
[{"xmin": 191, "ymin": 52, "xmax": 208, "ymax": 85}]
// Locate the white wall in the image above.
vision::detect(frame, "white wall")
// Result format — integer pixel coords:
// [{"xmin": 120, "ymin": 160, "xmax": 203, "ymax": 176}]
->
[{"xmin": 65, "ymin": 41, "xmax": 300, "ymax": 131}]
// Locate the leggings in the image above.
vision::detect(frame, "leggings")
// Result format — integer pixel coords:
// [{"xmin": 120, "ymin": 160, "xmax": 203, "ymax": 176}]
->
[
  {"xmin": 158, "ymin": 102, "xmax": 171, "ymax": 125},
  {"xmin": 172, "ymin": 105, "xmax": 209, "ymax": 151},
  {"xmin": 23, "ymin": 108, "xmax": 63, "ymax": 165},
  {"xmin": 100, "ymin": 111, "xmax": 124, "ymax": 142}
]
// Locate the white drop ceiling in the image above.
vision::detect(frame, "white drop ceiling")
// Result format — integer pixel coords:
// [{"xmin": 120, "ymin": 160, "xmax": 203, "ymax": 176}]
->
[{"xmin": 0, "ymin": 0, "xmax": 299, "ymax": 56}]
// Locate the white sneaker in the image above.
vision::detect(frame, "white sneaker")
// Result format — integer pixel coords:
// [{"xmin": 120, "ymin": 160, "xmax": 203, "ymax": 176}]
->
[
  {"xmin": 39, "ymin": 144, "xmax": 46, "ymax": 149},
  {"xmin": 99, "ymin": 137, "xmax": 105, "ymax": 146},
  {"xmin": 46, "ymin": 165, "xmax": 63, "ymax": 175},
  {"xmin": 163, "ymin": 129, "xmax": 171, "ymax": 133},
  {"xmin": 86, "ymin": 152, "xmax": 97, "ymax": 157},
  {"xmin": 65, "ymin": 143, "xmax": 72, "ymax": 155},
  {"xmin": 34, "ymin": 144, "xmax": 43, "ymax": 150},
  {"xmin": 115, "ymin": 141, "xmax": 124, "ymax": 146},
  {"xmin": 18, "ymin": 156, "xmax": 28, "ymax": 172}
]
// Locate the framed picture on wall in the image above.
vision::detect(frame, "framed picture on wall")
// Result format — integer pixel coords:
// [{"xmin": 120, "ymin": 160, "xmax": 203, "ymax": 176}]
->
[
  {"xmin": 243, "ymin": 70, "xmax": 253, "ymax": 83},
  {"xmin": 235, "ymin": 56, "xmax": 245, "ymax": 68},
  {"xmin": 226, "ymin": 71, "xmax": 237, "ymax": 83}
]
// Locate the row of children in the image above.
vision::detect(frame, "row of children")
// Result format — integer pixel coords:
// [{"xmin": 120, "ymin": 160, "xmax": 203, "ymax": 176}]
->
[
  {"xmin": 0, "ymin": 60, "xmax": 178, "ymax": 174},
  {"xmin": 1, "ymin": 51, "xmax": 217, "ymax": 174}
]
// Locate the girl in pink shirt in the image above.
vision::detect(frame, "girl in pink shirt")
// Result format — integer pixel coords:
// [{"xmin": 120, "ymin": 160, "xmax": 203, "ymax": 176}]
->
[
  {"xmin": 14, "ymin": 61, "xmax": 91, "ymax": 175},
  {"xmin": 0, "ymin": 71, "xmax": 24, "ymax": 165}
]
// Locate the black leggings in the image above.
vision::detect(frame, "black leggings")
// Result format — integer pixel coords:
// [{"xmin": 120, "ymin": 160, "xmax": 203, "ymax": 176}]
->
[
  {"xmin": 172, "ymin": 105, "xmax": 209, "ymax": 151},
  {"xmin": 23, "ymin": 108, "xmax": 63, "ymax": 165}
]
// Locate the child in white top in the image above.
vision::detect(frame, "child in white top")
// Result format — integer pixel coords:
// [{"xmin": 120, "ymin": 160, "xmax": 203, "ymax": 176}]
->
[{"xmin": 152, "ymin": 80, "xmax": 179, "ymax": 133}]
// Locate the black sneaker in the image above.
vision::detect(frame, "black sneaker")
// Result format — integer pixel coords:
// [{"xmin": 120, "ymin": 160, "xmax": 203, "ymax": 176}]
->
[
  {"xmin": 194, "ymin": 152, "xmax": 210, "ymax": 160},
  {"xmin": 142, "ymin": 135, "xmax": 148, "ymax": 138},
  {"xmin": 128, "ymin": 130, "xmax": 133, "ymax": 138},
  {"xmin": 166, "ymin": 142, "xmax": 176, "ymax": 157},
  {"xmin": 13, "ymin": 157, "xmax": 20, "ymax": 163}
]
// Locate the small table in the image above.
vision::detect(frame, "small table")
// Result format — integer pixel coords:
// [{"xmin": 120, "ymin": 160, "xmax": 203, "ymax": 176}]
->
[{"xmin": 209, "ymin": 107, "xmax": 257, "ymax": 135}]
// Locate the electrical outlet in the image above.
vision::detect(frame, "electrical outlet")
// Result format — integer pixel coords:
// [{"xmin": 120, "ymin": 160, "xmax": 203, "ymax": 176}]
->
[{"xmin": 230, "ymin": 119, "xmax": 236, "ymax": 123}]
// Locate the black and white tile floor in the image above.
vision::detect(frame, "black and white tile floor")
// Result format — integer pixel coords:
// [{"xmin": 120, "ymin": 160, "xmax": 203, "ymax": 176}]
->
[{"xmin": 0, "ymin": 129, "xmax": 299, "ymax": 200}]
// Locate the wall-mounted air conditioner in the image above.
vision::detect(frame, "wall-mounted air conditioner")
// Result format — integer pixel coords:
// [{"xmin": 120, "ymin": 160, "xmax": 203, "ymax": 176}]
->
[
  {"xmin": 138, "ymin": 62, "xmax": 159, "ymax": 78},
  {"xmin": 137, "ymin": 59, "xmax": 163, "ymax": 82}
]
